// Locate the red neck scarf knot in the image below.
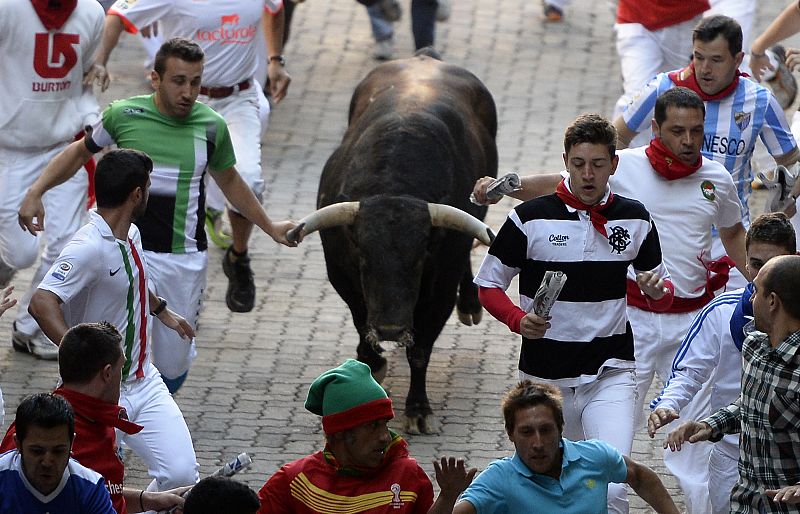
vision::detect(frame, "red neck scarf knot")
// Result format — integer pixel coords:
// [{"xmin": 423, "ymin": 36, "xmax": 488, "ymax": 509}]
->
[
  {"xmin": 645, "ymin": 138, "xmax": 702, "ymax": 180},
  {"xmin": 30, "ymin": 0, "xmax": 78, "ymax": 30},
  {"xmin": 668, "ymin": 62, "xmax": 745, "ymax": 101},
  {"xmin": 555, "ymin": 178, "xmax": 614, "ymax": 237}
]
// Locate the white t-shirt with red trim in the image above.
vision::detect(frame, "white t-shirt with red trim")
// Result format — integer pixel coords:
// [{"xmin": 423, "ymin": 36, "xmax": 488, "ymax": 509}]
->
[
  {"xmin": 39, "ymin": 211, "xmax": 152, "ymax": 383},
  {"xmin": 108, "ymin": 0, "xmax": 283, "ymax": 86}
]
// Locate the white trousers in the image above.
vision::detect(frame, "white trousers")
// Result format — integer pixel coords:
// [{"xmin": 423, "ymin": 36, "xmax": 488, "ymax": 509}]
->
[
  {"xmin": 0, "ymin": 144, "xmax": 87, "ymax": 334},
  {"xmin": 119, "ymin": 364, "xmax": 198, "ymax": 491},
  {"xmin": 613, "ymin": 18, "xmax": 696, "ymax": 119},
  {"xmin": 526, "ymin": 369, "xmax": 636, "ymax": 514},
  {"xmin": 146, "ymin": 250, "xmax": 205, "ymax": 379},
  {"xmin": 708, "ymin": 442, "xmax": 739, "ymax": 514},
  {"xmin": 663, "ymin": 441, "xmax": 713, "ymax": 514},
  {"xmin": 660, "ymin": 377, "xmax": 715, "ymax": 514},
  {"xmin": 203, "ymin": 84, "xmax": 269, "ymax": 213},
  {"xmin": 628, "ymin": 307, "xmax": 698, "ymax": 427}
]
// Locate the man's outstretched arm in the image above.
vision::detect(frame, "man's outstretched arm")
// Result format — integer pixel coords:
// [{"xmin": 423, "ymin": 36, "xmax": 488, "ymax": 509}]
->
[
  {"xmin": 19, "ymin": 138, "xmax": 95, "ymax": 233},
  {"xmin": 623, "ymin": 456, "xmax": 680, "ymax": 514}
]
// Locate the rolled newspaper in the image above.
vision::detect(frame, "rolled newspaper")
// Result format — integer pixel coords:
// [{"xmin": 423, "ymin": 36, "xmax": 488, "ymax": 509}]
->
[
  {"xmin": 211, "ymin": 452, "xmax": 252, "ymax": 477},
  {"xmin": 470, "ymin": 172, "xmax": 522, "ymax": 205},
  {"xmin": 532, "ymin": 271, "xmax": 567, "ymax": 318},
  {"xmin": 164, "ymin": 453, "xmax": 255, "ymax": 513}
]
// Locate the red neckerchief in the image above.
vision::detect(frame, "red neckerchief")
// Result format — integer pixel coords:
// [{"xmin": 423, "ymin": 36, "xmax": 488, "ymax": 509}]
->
[
  {"xmin": 30, "ymin": 0, "xmax": 78, "ymax": 30},
  {"xmin": 645, "ymin": 138, "xmax": 702, "ymax": 180},
  {"xmin": 555, "ymin": 178, "xmax": 614, "ymax": 237},
  {"xmin": 668, "ymin": 62, "xmax": 744, "ymax": 101},
  {"xmin": 55, "ymin": 386, "xmax": 143, "ymax": 435}
]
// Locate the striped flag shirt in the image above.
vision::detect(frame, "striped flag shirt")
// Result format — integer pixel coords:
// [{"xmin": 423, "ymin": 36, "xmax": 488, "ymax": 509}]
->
[
  {"xmin": 39, "ymin": 211, "xmax": 151, "ymax": 382},
  {"xmin": 85, "ymin": 94, "xmax": 236, "ymax": 254}
]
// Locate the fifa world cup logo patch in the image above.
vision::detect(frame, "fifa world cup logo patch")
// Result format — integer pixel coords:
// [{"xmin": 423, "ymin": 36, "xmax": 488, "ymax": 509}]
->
[{"xmin": 390, "ymin": 483, "xmax": 403, "ymax": 509}]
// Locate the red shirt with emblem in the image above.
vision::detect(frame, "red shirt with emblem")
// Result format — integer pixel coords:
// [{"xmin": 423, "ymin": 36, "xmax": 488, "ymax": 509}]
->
[{"xmin": 258, "ymin": 435, "xmax": 433, "ymax": 514}]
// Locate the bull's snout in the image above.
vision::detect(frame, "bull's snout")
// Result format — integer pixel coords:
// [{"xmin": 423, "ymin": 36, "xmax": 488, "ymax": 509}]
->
[
  {"xmin": 375, "ymin": 324, "xmax": 407, "ymax": 341},
  {"xmin": 366, "ymin": 325, "xmax": 415, "ymax": 348}
]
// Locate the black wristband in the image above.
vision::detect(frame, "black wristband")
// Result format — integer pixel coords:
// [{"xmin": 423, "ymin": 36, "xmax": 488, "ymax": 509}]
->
[
  {"xmin": 151, "ymin": 297, "xmax": 167, "ymax": 316},
  {"xmin": 269, "ymin": 54, "xmax": 286, "ymax": 66}
]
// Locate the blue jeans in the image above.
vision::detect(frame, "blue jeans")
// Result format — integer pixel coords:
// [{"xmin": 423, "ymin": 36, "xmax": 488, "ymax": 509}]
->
[{"xmin": 366, "ymin": 0, "xmax": 437, "ymax": 49}]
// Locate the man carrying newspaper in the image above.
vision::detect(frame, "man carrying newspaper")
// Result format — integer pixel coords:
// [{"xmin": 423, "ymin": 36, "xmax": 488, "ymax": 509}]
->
[{"xmin": 474, "ymin": 113, "xmax": 673, "ymax": 514}]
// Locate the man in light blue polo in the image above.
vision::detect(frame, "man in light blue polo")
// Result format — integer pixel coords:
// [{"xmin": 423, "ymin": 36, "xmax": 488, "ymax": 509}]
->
[{"xmin": 437, "ymin": 381, "xmax": 679, "ymax": 514}]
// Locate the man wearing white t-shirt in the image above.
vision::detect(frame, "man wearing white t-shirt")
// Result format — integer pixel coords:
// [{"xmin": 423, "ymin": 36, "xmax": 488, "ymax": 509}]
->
[
  {"xmin": 0, "ymin": 0, "xmax": 104, "ymax": 360},
  {"xmin": 28, "ymin": 149, "xmax": 200, "ymax": 493},
  {"xmin": 614, "ymin": 16, "xmax": 799, "ymax": 289},
  {"xmin": 90, "ymin": 0, "xmax": 291, "ymax": 324}
]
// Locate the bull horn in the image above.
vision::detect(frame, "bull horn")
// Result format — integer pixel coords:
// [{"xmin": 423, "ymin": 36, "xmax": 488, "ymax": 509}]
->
[
  {"xmin": 428, "ymin": 204, "xmax": 495, "ymax": 245},
  {"xmin": 287, "ymin": 201, "xmax": 360, "ymax": 243}
]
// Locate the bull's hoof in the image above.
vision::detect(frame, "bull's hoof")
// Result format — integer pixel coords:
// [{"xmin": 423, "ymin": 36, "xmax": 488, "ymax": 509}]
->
[
  {"xmin": 456, "ymin": 307, "xmax": 483, "ymax": 326},
  {"xmin": 402, "ymin": 413, "xmax": 439, "ymax": 435}
]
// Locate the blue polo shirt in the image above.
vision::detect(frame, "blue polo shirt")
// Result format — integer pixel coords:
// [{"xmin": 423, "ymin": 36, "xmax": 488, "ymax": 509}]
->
[{"xmin": 459, "ymin": 438, "xmax": 628, "ymax": 514}]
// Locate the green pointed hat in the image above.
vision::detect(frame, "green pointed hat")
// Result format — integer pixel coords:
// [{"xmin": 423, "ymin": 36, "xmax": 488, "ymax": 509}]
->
[{"xmin": 305, "ymin": 359, "xmax": 394, "ymax": 434}]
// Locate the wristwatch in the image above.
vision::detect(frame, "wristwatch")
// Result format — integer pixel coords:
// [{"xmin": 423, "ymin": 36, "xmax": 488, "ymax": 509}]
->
[
  {"xmin": 151, "ymin": 297, "xmax": 167, "ymax": 316},
  {"xmin": 269, "ymin": 55, "xmax": 286, "ymax": 66}
]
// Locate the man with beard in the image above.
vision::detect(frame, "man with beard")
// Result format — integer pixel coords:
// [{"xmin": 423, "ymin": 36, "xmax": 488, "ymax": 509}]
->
[{"xmin": 27, "ymin": 149, "xmax": 199, "ymax": 496}]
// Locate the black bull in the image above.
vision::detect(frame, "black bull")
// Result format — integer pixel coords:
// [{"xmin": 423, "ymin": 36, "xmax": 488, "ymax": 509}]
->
[{"xmin": 290, "ymin": 54, "xmax": 498, "ymax": 434}]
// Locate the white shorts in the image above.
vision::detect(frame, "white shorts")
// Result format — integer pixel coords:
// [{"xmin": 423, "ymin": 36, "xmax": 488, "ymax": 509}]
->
[
  {"xmin": 146, "ymin": 250, "xmax": 206, "ymax": 379},
  {"xmin": 202, "ymin": 84, "xmax": 267, "ymax": 214},
  {"xmin": 0, "ymin": 144, "xmax": 88, "ymax": 334},
  {"xmin": 119, "ymin": 364, "xmax": 198, "ymax": 489}
]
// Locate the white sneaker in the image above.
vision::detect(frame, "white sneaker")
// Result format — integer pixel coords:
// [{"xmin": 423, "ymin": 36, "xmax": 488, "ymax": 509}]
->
[
  {"xmin": 12, "ymin": 322, "xmax": 59, "ymax": 360},
  {"xmin": 373, "ymin": 39, "xmax": 394, "ymax": 61}
]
